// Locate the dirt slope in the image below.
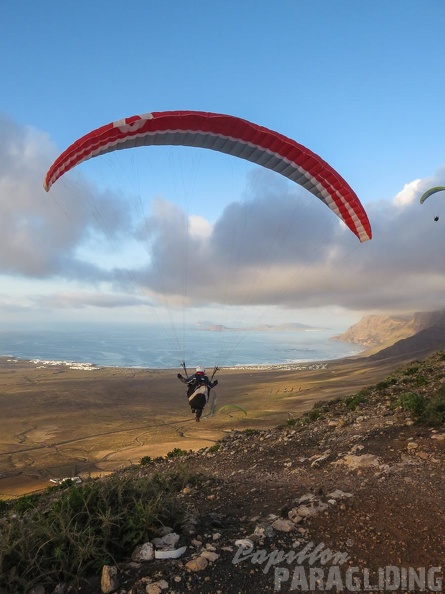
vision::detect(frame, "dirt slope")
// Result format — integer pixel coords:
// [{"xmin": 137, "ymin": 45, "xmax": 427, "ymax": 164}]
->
[{"xmin": 85, "ymin": 351, "xmax": 445, "ymax": 594}]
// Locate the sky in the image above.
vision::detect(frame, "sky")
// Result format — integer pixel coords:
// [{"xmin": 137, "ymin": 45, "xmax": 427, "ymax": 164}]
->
[{"xmin": 1, "ymin": 0, "xmax": 445, "ymax": 336}]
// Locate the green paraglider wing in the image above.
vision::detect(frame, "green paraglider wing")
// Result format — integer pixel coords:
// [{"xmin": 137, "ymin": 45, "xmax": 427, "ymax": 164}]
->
[
  {"xmin": 419, "ymin": 186, "xmax": 445, "ymax": 204},
  {"xmin": 217, "ymin": 404, "xmax": 247, "ymax": 416}
]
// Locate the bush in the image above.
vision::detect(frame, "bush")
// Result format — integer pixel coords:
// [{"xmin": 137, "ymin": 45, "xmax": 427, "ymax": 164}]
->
[
  {"xmin": 308, "ymin": 409, "xmax": 321, "ymax": 421},
  {"xmin": 345, "ymin": 393, "xmax": 368, "ymax": 411},
  {"xmin": 398, "ymin": 392, "xmax": 426, "ymax": 417},
  {"xmin": 376, "ymin": 378, "xmax": 397, "ymax": 390},
  {"xmin": 242, "ymin": 428, "xmax": 259, "ymax": 436},
  {"xmin": 0, "ymin": 471, "xmax": 190, "ymax": 593},
  {"xmin": 418, "ymin": 386, "xmax": 445, "ymax": 426},
  {"xmin": 405, "ymin": 364, "xmax": 421, "ymax": 376},
  {"xmin": 166, "ymin": 448, "xmax": 188, "ymax": 458}
]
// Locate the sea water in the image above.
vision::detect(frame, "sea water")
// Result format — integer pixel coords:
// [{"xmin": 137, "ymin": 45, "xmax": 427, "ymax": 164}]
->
[{"xmin": 0, "ymin": 324, "xmax": 364, "ymax": 369}]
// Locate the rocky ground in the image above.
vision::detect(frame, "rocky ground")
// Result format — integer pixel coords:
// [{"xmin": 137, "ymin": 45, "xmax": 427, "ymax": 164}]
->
[
  {"xmin": 76, "ymin": 353, "xmax": 445, "ymax": 594},
  {"xmin": 18, "ymin": 352, "xmax": 445, "ymax": 593}
]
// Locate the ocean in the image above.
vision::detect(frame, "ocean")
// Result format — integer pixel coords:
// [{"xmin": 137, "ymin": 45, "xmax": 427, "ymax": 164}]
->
[{"xmin": 0, "ymin": 324, "xmax": 364, "ymax": 369}]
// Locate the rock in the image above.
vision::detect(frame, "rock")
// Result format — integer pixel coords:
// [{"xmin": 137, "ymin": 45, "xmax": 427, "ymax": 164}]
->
[
  {"xmin": 234, "ymin": 538, "xmax": 254, "ymax": 550},
  {"xmin": 310, "ymin": 454, "xmax": 330, "ymax": 467},
  {"xmin": 201, "ymin": 550, "xmax": 220, "ymax": 562},
  {"xmin": 131, "ymin": 542, "xmax": 155, "ymax": 562},
  {"xmin": 152, "ymin": 532, "xmax": 180, "ymax": 549},
  {"xmin": 185, "ymin": 555, "xmax": 209, "ymax": 571},
  {"xmin": 336, "ymin": 454, "xmax": 380, "ymax": 469},
  {"xmin": 146, "ymin": 579, "xmax": 169, "ymax": 593},
  {"xmin": 288, "ymin": 508, "xmax": 303, "ymax": 524},
  {"xmin": 101, "ymin": 565, "xmax": 120, "ymax": 593},
  {"xmin": 158, "ymin": 526, "xmax": 175, "ymax": 536},
  {"xmin": 295, "ymin": 505, "xmax": 317, "ymax": 518},
  {"xmin": 272, "ymin": 518, "xmax": 295, "ymax": 532},
  {"xmin": 416, "ymin": 451, "xmax": 429, "ymax": 460},
  {"xmin": 254, "ymin": 523, "xmax": 275, "ymax": 538},
  {"xmin": 407, "ymin": 442, "xmax": 419, "ymax": 450},
  {"xmin": 327, "ymin": 489, "xmax": 353, "ymax": 500},
  {"xmin": 298, "ymin": 493, "xmax": 316, "ymax": 503},
  {"xmin": 431, "ymin": 433, "xmax": 445, "ymax": 441}
]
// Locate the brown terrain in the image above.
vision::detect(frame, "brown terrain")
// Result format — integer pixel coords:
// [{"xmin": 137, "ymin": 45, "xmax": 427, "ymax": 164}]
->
[{"xmin": 2, "ymin": 316, "xmax": 445, "ymax": 593}]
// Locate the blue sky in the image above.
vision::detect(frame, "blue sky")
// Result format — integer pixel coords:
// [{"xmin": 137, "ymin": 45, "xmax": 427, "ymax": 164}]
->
[{"xmin": 1, "ymin": 0, "xmax": 445, "ymax": 336}]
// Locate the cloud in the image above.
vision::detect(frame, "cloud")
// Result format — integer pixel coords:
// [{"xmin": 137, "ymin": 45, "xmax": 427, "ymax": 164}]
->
[
  {"xmin": 30, "ymin": 291, "xmax": 149, "ymax": 310},
  {"xmin": 2, "ymin": 115, "xmax": 445, "ymax": 318},
  {"xmin": 0, "ymin": 115, "xmax": 133, "ymax": 278}
]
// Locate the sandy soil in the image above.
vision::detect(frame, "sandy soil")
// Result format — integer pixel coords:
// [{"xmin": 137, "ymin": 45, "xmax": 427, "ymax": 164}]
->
[{"xmin": 0, "ymin": 353, "xmax": 408, "ymax": 499}]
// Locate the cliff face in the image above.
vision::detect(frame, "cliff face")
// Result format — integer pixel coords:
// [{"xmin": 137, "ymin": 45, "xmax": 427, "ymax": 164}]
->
[{"xmin": 333, "ymin": 309, "xmax": 445, "ymax": 348}]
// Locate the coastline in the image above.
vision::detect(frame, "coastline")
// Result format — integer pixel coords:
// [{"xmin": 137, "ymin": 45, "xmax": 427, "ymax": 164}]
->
[
  {"xmin": 0, "ymin": 348, "xmax": 400, "ymax": 499},
  {"xmin": 0, "ymin": 325, "xmax": 366, "ymax": 370}
]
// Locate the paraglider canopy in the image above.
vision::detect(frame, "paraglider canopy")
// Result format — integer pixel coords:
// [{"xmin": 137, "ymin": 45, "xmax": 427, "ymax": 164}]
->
[
  {"xmin": 43, "ymin": 110, "xmax": 372, "ymax": 243},
  {"xmin": 419, "ymin": 186, "xmax": 445, "ymax": 204}
]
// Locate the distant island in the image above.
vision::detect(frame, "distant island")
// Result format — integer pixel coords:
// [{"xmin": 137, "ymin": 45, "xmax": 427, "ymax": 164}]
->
[{"xmin": 194, "ymin": 322, "xmax": 327, "ymax": 332}]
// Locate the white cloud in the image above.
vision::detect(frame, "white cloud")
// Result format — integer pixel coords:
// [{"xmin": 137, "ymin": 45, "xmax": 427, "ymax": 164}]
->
[
  {"xmin": 189, "ymin": 214, "xmax": 212, "ymax": 240},
  {"xmin": 2, "ymin": 115, "xmax": 445, "ymax": 321},
  {"xmin": 393, "ymin": 179, "xmax": 422, "ymax": 207}
]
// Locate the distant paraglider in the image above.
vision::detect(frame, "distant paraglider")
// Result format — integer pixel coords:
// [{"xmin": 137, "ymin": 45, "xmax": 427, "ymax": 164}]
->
[
  {"xmin": 419, "ymin": 186, "xmax": 445, "ymax": 222},
  {"xmin": 419, "ymin": 186, "xmax": 445, "ymax": 205}
]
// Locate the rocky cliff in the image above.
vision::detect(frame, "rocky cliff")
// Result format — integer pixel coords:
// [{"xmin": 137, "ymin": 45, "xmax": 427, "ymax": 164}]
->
[{"xmin": 333, "ymin": 309, "xmax": 445, "ymax": 349}]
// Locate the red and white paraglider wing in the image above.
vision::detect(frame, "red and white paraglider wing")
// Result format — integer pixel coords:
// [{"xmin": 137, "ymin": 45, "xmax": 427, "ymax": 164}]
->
[{"xmin": 43, "ymin": 110, "xmax": 372, "ymax": 242}]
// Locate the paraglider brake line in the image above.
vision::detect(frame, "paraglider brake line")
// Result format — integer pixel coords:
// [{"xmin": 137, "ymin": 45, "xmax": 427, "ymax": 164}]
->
[{"xmin": 180, "ymin": 361, "xmax": 188, "ymax": 377}]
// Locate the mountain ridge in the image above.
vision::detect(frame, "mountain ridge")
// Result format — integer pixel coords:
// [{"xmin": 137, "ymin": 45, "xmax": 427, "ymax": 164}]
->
[{"xmin": 333, "ymin": 309, "xmax": 445, "ymax": 350}]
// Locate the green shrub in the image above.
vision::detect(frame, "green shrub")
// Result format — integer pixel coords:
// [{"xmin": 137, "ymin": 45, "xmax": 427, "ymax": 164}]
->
[
  {"xmin": 345, "ymin": 393, "xmax": 367, "ymax": 411},
  {"xmin": 398, "ymin": 392, "xmax": 426, "ymax": 417},
  {"xmin": 415, "ymin": 375, "xmax": 428, "ymax": 387},
  {"xmin": 208, "ymin": 443, "xmax": 220, "ymax": 452},
  {"xmin": 308, "ymin": 409, "xmax": 321, "ymax": 421},
  {"xmin": 166, "ymin": 447, "xmax": 188, "ymax": 458},
  {"xmin": 242, "ymin": 428, "xmax": 259, "ymax": 436},
  {"xmin": 0, "ymin": 471, "xmax": 190, "ymax": 593},
  {"xmin": 418, "ymin": 386, "xmax": 445, "ymax": 426},
  {"xmin": 405, "ymin": 365, "xmax": 421, "ymax": 376},
  {"xmin": 140, "ymin": 455, "xmax": 153, "ymax": 466},
  {"xmin": 376, "ymin": 378, "xmax": 397, "ymax": 390}
]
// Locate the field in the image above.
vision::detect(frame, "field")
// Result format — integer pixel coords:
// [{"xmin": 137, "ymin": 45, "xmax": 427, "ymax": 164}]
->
[{"xmin": 0, "ymin": 353, "xmax": 405, "ymax": 498}]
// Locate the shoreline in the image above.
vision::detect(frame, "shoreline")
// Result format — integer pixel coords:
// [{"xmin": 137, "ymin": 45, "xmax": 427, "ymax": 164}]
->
[
  {"xmin": 0, "ymin": 346, "xmax": 366, "ymax": 373},
  {"xmin": 0, "ymin": 348, "xmax": 400, "ymax": 499},
  {"xmin": 0, "ymin": 325, "xmax": 367, "ymax": 370}
]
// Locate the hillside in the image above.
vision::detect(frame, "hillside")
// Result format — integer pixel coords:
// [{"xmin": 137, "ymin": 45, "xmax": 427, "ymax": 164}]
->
[
  {"xmin": 369, "ymin": 325, "xmax": 445, "ymax": 362},
  {"xmin": 2, "ymin": 351, "xmax": 445, "ymax": 593},
  {"xmin": 333, "ymin": 308, "xmax": 445, "ymax": 349}
]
